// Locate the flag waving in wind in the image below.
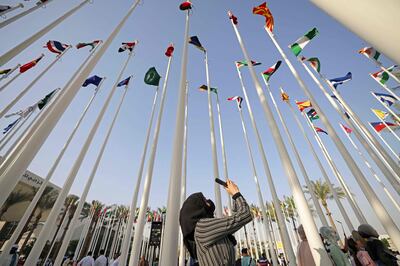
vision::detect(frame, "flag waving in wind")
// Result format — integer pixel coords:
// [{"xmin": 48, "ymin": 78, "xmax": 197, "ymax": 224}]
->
[
  {"xmin": 236, "ymin": 60, "xmax": 261, "ymax": 69},
  {"xmin": 359, "ymin": 47, "xmax": 381, "ymax": 63},
  {"xmin": 0, "ymin": 68, "xmax": 12, "ymax": 76},
  {"xmin": 329, "ymin": 72, "xmax": 352, "ymax": 88},
  {"xmin": 262, "ymin": 60, "xmax": 281, "ymax": 82},
  {"xmin": 296, "ymin": 100, "xmax": 312, "ymax": 112},
  {"xmin": 118, "ymin": 41, "xmax": 138, "ymax": 53},
  {"xmin": 372, "ymin": 92, "xmax": 397, "ymax": 107},
  {"xmin": 370, "ymin": 122, "xmax": 399, "ymax": 133},
  {"xmin": 303, "ymin": 57, "xmax": 321, "ymax": 73},
  {"xmin": 76, "ymin": 40, "xmax": 101, "ymax": 51},
  {"xmin": 117, "ymin": 76, "xmax": 131, "ymax": 87},
  {"xmin": 3, "ymin": 118, "xmax": 20, "ymax": 134},
  {"xmin": 227, "ymin": 96, "xmax": 243, "ymax": 109},
  {"xmin": 307, "ymin": 108, "xmax": 319, "ymax": 121},
  {"xmin": 314, "ymin": 126, "xmax": 328, "ymax": 135},
  {"xmin": 188, "ymin": 36, "xmax": 206, "ymax": 52},
  {"xmin": 280, "ymin": 88, "xmax": 290, "ymax": 103},
  {"xmin": 19, "ymin": 54, "xmax": 44, "ymax": 73},
  {"xmin": 5, "ymin": 104, "xmax": 36, "ymax": 118},
  {"xmin": 198, "ymin": 85, "xmax": 217, "ymax": 94},
  {"xmin": 38, "ymin": 89, "xmax": 57, "ymax": 110},
  {"xmin": 45, "ymin": 40, "xmax": 70, "ymax": 54},
  {"xmin": 83, "ymin": 75, "xmax": 103, "ymax": 87},
  {"xmin": 165, "ymin": 44, "xmax": 174, "ymax": 57},
  {"xmin": 228, "ymin": 11, "xmax": 238, "ymax": 25},
  {"xmin": 252, "ymin": 2, "xmax": 274, "ymax": 32},
  {"xmin": 372, "ymin": 65, "xmax": 400, "ymax": 85},
  {"xmin": 340, "ymin": 124, "xmax": 352, "ymax": 134},
  {"xmin": 371, "ymin": 109, "xmax": 388, "ymax": 120},
  {"xmin": 289, "ymin": 28, "xmax": 319, "ymax": 56},
  {"xmin": 144, "ymin": 67, "xmax": 161, "ymax": 86}
]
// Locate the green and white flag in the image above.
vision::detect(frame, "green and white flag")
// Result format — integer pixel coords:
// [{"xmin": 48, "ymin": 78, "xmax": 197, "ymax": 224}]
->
[
  {"xmin": 289, "ymin": 27, "xmax": 318, "ymax": 56},
  {"xmin": 144, "ymin": 67, "xmax": 161, "ymax": 86},
  {"xmin": 372, "ymin": 65, "xmax": 400, "ymax": 85}
]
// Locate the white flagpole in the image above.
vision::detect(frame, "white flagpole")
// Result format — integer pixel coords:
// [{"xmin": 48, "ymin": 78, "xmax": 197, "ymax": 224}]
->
[
  {"xmin": 371, "ymin": 109, "xmax": 400, "ymax": 142},
  {"xmin": 129, "ymin": 58, "xmax": 172, "ymax": 266},
  {"xmin": 0, "ymin": 3, "xmax": 24, "ymax": 17},
  {"xmin": 24, "ymin": 51, "xmax": 133, "ymax": 265},
  {"xmin": 231, "ymin": 16, "xmax": 328, "ymax": 265},
  {"xmin": 369, "ymin": 123, "xmax": 400, "ymax": 160},
  {"xmin": 90, "ymin": 212, "xmax": 105, "ymax": 253},
  {"xmin": 54, "ymin": 81, "xmax": 130, "ymax": 265},
  {"xmin": 74, "ymin": 209, "xmax": 94, "ymax": 260},
  {"xmin": 235, "ymin": 102, "xmax": 279, "ymax": 266},
  {"xmin": 0, "ymin": 0, "xmax": 140, "ymax": 209},
  {"xmin": 0, "ymin": 47, "xmax": 71, "ymax": 119},
  {"xmin": 0, "ymin": 111, "xmax": 34, "ymax": 151},
  {"xmin": 204, "ymin": 51, "xmax": 223, "ymax": 218},
  {"xmin": 160, "ymin": 7, "xmax": 190, "ymax": 265},
  {"xmin": 0, "ymin": 64, "xmax": 20, "ymax": 82},
  {"xmin": 0, "ymin": 71, "xmax": 22, "ymax": 93},
  {"xmin": 0, "ymin": 0, "xmax": 88, "ymax": 67},
  {"xmin": 0, "ymin": 0, "xmax": 54, "ymax": 29},
  {"xmin": 178, "ymin": 81, "xmax": 189, "ymax": 266},
  {"xmin": 262, "ymin": 80, "xmax": 330, "ymax": 228},
  {"xmin": 370, "ymin": 92, "xmax": 400, "ymax": 125},
  {"xmin": 235, "ymin": 67, "xmax": 295, "ymax": 264},
  {"xmin": 370, "ymin": 74, "xmax": 400, "ymax": 102},
  {"xmin": 340, "ymin": 124, "xmax": 400, "ymax": 212}
]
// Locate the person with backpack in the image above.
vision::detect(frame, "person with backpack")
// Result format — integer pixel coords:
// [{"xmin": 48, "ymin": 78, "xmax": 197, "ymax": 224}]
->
[{"xmin": 179, "ymin": 179, "xmax": 252, "ymax": 266}]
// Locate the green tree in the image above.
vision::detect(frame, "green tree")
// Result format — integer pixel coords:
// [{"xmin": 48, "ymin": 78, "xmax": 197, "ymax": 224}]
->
[{"xmin": 0, "ymin": 189, "xmax": 34, "ymax": 219}]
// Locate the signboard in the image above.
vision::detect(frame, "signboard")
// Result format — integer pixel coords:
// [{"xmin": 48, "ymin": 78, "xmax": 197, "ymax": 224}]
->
[{"xmin": 148, "ymin": 221, "xmax": 162, "ymax": 246}]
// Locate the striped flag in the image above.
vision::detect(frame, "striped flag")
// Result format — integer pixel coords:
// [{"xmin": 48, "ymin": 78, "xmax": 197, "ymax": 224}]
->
[
  {"xmin": 118, "ymin": 76, "xmax": 131, "ymax": 87},
  {"xmin": 371, "ymin": 109, "xmax": 388, "ymax": 120},
  {"xmin": 198, "ymin": 85, "xmax": 217, "ymax": 94},
  {"xmin": 359, "ymin": 47, "xmax": 381, "ymax": 63},
  {"xmin": 289, "ymin": 28, "xmax": 319, "ymax": 56},
  {"xmin": 19, "ymin": 54, "xmax": 44, "ymax": 73},
  {"xmin": 329, "ymin": 72, "xmax": 352, "ymax": 88},
  {"xmin": 188, "ymin": 36, "xmax": 206, "ymax": 52},
  {"xmin": 314, "ymin": 126, "xmax": 328, "ymax": 135},
  {"xmin": 372, "ymin": 65, "xmax": 400, "ymax": 85},
  {"xmin": 227, "ymin": 96, "xmax": 243, "ymax": 109},
  {"xmin": 372, "ymin": 92, "xmax": 397, "ymax": 107},
  {"xmin": 3, "ymin": 118, "xmax": 20, "ymax": 134},
  {"xmin": 296, "ymin": 100, "xmax": 312, "ymax": 112},
  {"xmin": 252, "ymin": 2, "xmax": 274, "ymax": 32},
  {"xmin": 370, "ymin": 122, "xmax": 399, "ymax": 133},
  {"xmin": 236, "ymin": 60, "xmax": 261, "ymax": 69},
  {"xmin": 118, "ymin": 41, "xmax": 138, "ymax": 53},
  {"xmin": 340, "ymin": 124, "xmax": 352, "ymax": 134},
  {"xmin": 262, "ymin": 60, "xmax": 282, "ymax": 82},
  {"xmin": 303, "ymin": 57, "xmax": 321, "ymax": 73},
  {"xmin": 307, "ymin": 108, "xmax": 319, "ymax": 121},
  {"xmin": 76, "ymin": 40, "xmax": 101, "ymax": 51},
  {"xmin": 45, "ymin": 40, "xmax": 70, "ymax": 54}
]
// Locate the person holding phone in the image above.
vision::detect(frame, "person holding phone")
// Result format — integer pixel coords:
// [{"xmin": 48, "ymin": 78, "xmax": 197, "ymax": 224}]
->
[{"xmin": 179, "ymin": 179, "xmax": 252, "ymax": 266}]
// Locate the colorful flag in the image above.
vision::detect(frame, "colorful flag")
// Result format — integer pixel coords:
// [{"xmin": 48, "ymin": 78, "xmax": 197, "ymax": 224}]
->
[
  {"xmin": 19, "ymin": 54, "xmax": 44, "ymax": 73},
  {"xmin": 0, "ymin": 68, "xmax": 11, "ymax": 76},
  {"xmin": 165, "ymin": 44, "xmax": 174, "ymax": 57},
  {"xmin": 227, "ymin": 96, "xmax": 243, "ymax": 109},
  {"xmin": 76, "ymin": 40, "xmax": 101, "ymax": 51},
  {"xmin": 252, "ymin": 2, "xmax": 274, "ymax": 32},
  {"xmin": 262, "ymin": 60, "xmax": 282, "ymax": 82},
  {"xmin": 179, "ymin": 1, "xmax": 192, "ymax": 10},
  {"xmin": 45, "ymin": 40, "xmax": 70, "ymax": 54},
  {"xmin": 144, "ymin": 67, "xmax": 161, "ymax": 86},
  {"xmin": 372, "ymin": 92, "xmax": 397, "ymax": 107},
  {"xmin": 236, "ymin": 60, "xmax": 261, "ymax": 69},
  {"xmin": 82, "ymin": 75, "xmax": 103, "ymax": 87},
  {"xmin": 296, "ymin": 100, "xmax": 312, "ymax": 112},
  {"xmin": 198, "ymin": 85, "xmax": 217, "ymax": 94},
  {"xmin": 37, "ymin": 89, "xmax": 57, "ymax": 110},
  {"xmin": 5, "ymin": 104, "xmax": 36, "ymax": 118},
  {"xmin": 188, "ymin": 36, "xmax": 206, "ymax": 52},
  {"xmin": 305, "ymin": 57, "xmax": 321, "ymax": 73},
  {"xmin": 118, "ymin": 41, "xmax": 137, "ymax": 53},
  {"xmin": 372, "ymin": 65, "xmax": 400, "ymax": 85},
  {"xmin": 329, "ymin": 72, "xmax": 352, "ymax": 88},
  {"xmin": 228, "ymin": 11, "xmax": 238, "ymax": 25},
  {"xmin": 117, "ymin": 76, "xmax": 131, "ymax": 87},
  {"xmin": 371, "ymin": 109, "xmax": 388, "ymax": 120},
  {"xmin": 370, "ymin": 122, "xmax": 399, "ymax": 133},
  {"xmin": 340, "ymin": 124, "xmax": 352, "ymax": 134},
  {"xmin": 358, "ymin": 47, "xmax": 381, "ymax": 62},
  {"xmin": 289, "ymin": 28, "xmax": 319, "ymax": 56},
  {"xmin": 387, "ymin": 65, "xmax": 400, "ymax": 79},
  {"xmin": 3, "ymin": 118, "xmax": 20, "ymax": 134},
  {"xmin": 307, "ymin": 108, "xmax": 319, "ymax": 120},
  {"xmin": 280, "ymin": 90, "xmax": 289, "ymax": 103},
  {"xmin": 314, "ymin": 126, "xmax": 328, "ymax": 135}
]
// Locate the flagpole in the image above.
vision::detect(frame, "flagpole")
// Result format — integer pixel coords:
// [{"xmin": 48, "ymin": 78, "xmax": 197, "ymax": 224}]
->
[
  {"xmin": 0, "ymin": 48, "xmax": 71, "ymax": 119},
  {"xmin": 129, "ymin": 58, "xmax": 172, "ymax": 266},
  {"xmin": 368, "ymin": 123, "xmax": 400, "ymax": 160},
  {"xmin": 0, "ymin": 111, "xmax": 34, "ymax": 151},
  {"xmin": 0, "ymin": 0, "xmax": 54, "ymax": 29},
  {"xmin": 370, "ymin": 74, "xmax": 400, "ymax": 102},
  {"xmin": 371, "ymin": 109, "xmax": 400, "ymax": 142},
  {"xmin": 0, "ymin": 0, "xmax": 140, "ymax": 210},
  {"xmin": 340, "ymin": 124, "xmax": 400, "ymax": 212},
  {"xmin": 0, "ymin": 3, "xmax": 24, "ymax": 17},
  {"xmin": 74, "ymin": 209, "xmax": 94, "ymax": 260},
  {"xmin": 235, "ymin": 67, "xmax": 295, "ymax": 264},
  {"xmin": 0, "ymin": 0, "xmax": 89, "ymax": 67},
  {"xmin": 0, "ymin": 64, "xmax": 20, "ymax": 82},
  {"xmin": 370, "ymin": 92, "xmax": 400, "ymax": 124},
  {"xmin": 262, "ymin": 80, "xmax": 330, "ymax": 228},
  {"xmin": 235, "ymin": 102, "xmax": 279, "ymax": 266},
  {"xmin": 0, "ymin": 118, "xmax": 22, "ymax": 147},
  {"xmin": 231, "ymin": 16, "xmax": 329, "ymax": 265},
  {"xmin": 284, "ymin": 98, "xmax": 366, "ymax": 224},
  {"xmin": 160, "ymin": 6, "xmax": 190, "ymax": 265},
  {"xmin": 364, "ymin": 54, "xmax": 400, "ymax": 85},
  {"xmin": 0, "ymin": 72, "xmax": 22, "ymax": 93}
]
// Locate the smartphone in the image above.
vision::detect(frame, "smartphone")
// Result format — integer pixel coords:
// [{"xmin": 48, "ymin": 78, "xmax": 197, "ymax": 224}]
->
[{"xmin": 215, "ymin": 178, "xmax": 228, "ymax": 188}]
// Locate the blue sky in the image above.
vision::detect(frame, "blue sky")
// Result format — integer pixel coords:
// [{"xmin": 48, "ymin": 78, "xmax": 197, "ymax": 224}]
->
[{"xmin": 1, "ymin": 0, "xmax": 399, "ymax": 234}]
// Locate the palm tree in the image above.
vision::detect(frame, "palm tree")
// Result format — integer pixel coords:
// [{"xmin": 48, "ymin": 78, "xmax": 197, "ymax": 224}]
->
[
  {"xmin": 79, "ymin": 200, "xmax": 103, "ymax": 259},
  {"xmin": 0, "ymin": 189, "xmax": 34, "ymax": 218},
  {"xmin": 304, "ymin": 178, "xmax": 346, "ymax": 232}
]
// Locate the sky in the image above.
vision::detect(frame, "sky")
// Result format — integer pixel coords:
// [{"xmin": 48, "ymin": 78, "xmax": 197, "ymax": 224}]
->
[{"xmin": 0, "ymin": 0, "xmax": 399, "ymax": 235}]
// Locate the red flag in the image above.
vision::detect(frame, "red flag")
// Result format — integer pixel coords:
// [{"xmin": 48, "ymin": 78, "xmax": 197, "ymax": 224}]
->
[
  {"xmin": 179, "ymin": 1, "xmax": 192, "ymax": 10},
  {"xmin": 340, "ymin": 124, "xmax": 352, "ymax": 134},
  {"xmin": 165, "ymin": 44, "xmax": 174, "ymax": 57},
  {"xmin": 253, "ymin": 2, "xmax": 274, "ymax": 32},
  {"xmin": 228, "ymin": 11, "xmax": 238, "ymax": 25},
  {"xmin": 19, "ymin": 54, "xmax": 44, "ymax": 73}
]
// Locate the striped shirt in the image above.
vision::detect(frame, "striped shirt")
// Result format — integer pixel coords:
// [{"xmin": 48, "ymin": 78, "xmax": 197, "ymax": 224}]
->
[{"xmin": 194, "ymin": 193, "xmax": 252, "ymax": 266}]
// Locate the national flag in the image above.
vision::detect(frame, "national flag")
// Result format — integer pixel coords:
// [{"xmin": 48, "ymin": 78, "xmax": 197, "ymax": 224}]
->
[
  {"xmin": 387, "ymin": 65, "xmax": 400, "ymax": 79},
  {"xmin": 371, "ymin": 109, "xmax": 388, "ymax": 120},
  {"xmin": 296, "ymin": 100, "xmax": 312, "ymax": 112},
  {"xmin": 179, "ymin": 1, "xmax": 192, "ymax": 10},
  {"xmin": 227, "ymin": 96, "xmax": 243, "ymax": 109},
  {"xmin": 340, "ymin": 124, "xmax": 352, "ymax": 134},
  {"xmin": 280, "ymin": 89, "xmax": 289, "ymax": 103},
  {"xmin": 5, "ymin": 104, "xmax": 36, "ymax": 118},
  {"xmin": 37, "ymin": 89, "xmax": 57, "ymax": 110},
  {"xmin": 198, "ymin": 85, "xmax": 217, "ymax": 94},
  {"xmin": 329, "ymin": 72, "xmax": 352, "ymax": 88},
  {"xmin": 235, "ymin": 60, "xmax": 261, "ymax": 69},
  {"xmin": 307, "ymin": 108, "xmax": 319, "ymax": 120},
  {"xmin": 76, "ymin": 40, "xmax": 101, "ymax": 51},
  {"xmin": 117, "ymin": 76, "xmax": 131, "ymax": 87},
  {"xmin": 228, "ymin": 11, "xmax": 238, "ymax": 25},
  {"xmin": 118, "ymin": 41, "xmax": 137, "ymax": 53},
  {"xmin": 306, "ymin": 57, "xmax": 321, "ymax": 73},
  {"xmin": 262, "ymin": 60, "xmax": 282, "ymax": 82},
  {"xmin": 0, "ymin": 68, "xmax": 12, "ymax": 76},
  {"xmin": 0, "ymin": 5, "xmax": 11, "ymax": 13},
  {"xmin": 144, "ymin": 67, "xmax": 161, "ymax": 86},
  {"xmin": 19, "ymin": 54, "xmax": 44, "ymax": 73},
  {"xmin": 358, "ymin": 47, "xmax": 381, "ymax": 62},
  {"xmin": 3, "ymin": 118, "xmax": 20, "ymax": 134},
  {"xmin": 314, "ymin": 126, "xmax": 328, "ymax": 135},
  {"xmin": 165, "ymin": 44, "xmax": 174, "ymax": 57},
  {"xmin": 370, "ymin": 122, "xmax": 399, "ymax": 133},
  {"xmin": 82, "ymin": 75, "xmax": 103, "ymax": 87},
  {"xmin": 188, "ymin": 36, "xmax": 206, "ymax": 52},
  {"xmin": 252, "ymin": 2, "xmax": 274, "ymax": 32},
  {"xmin": 45, "ymin": 40, "xmax": 70, "ymax": 54},
  {"xmin": 372, "ymin": 92, "xmax": 397, "ymax": 107},
  {"xmin": 372, "ymin": 65, "xmax": 400, "ymax": 85},
  {"xmin": 289, "ymin": 28, "xmax": 319, "ymax": 56}
]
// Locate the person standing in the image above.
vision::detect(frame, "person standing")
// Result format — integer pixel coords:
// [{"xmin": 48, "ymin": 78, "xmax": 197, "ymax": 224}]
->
[
  {"xmin": 77, "ymin": 251, "xmax": 95, "ymax": 266},
  {"xmin": 235, "ymin": 248, "xmax": 256, "ymax": 266},
  {"xmin": 1, "ymin": 244, "xmax": 19, "ymax": 266},
  {"xmin": 257, "ymin": 252, "xmax": 270, "ymax": 266},
  {"xmin": 320, "ymin": 226, "xmax": 351, "ymax": 266},
  {"xmin": 297, "ymin": 225, "xmax": 316, "ymax": 266},
  {"xmin": 94, "ymin": 249, "xmax": 108, "ymax": 266}
]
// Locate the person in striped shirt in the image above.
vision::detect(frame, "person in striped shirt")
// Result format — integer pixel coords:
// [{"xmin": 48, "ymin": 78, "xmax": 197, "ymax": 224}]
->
[{"xmin": 180, "ymin": 179, "xmax": 253, "ymax": 265}]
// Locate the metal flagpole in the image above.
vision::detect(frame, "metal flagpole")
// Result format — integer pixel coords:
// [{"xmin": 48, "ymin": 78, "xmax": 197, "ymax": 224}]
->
[
  {"xmin": 264, "ymin": 26, "xmax": 400, "ymax": 249},
  {"xmin": 0, "ymin": 71, "xmax": 22, "ymax": 93},
  {"xmin": 263, "ymin": 80, "xmax": 329, "ymax": 228},
  {"xmin": 369, "ymin": 123, "xmax": 400, "ymax": 160},
  {"xmin": 129, "ymin": 57, "xmax": 172, "ymax": 266},
  {"xmin": 231, "ymin": 15, "xmax": 326, "ymax": 264},
  {"xmin": 370, "ymin": 92, "xmax": 400, "ymax": 125},
  {"xmin": 370, "ymin": 74, "xmax": 400, "ymax": 102},
  {"xmin": 54, "ymin": 82, "xmax": 130, "ymax": 264},
  {"xmin": 339, "ymin": 124, "xmax": 400, "ymax": 212},
  {"xmin": 234, "ymin": 100, "xmax": 279, "ymax": 266},
  {"xmin": 235, "ymin": 66, "xmax": 294, "ymax": 264},
  {"xmin": 0, "ymin": 47, "xmax": 71, "ymax": 119},
  {"xmin": 160, "ymin": 5, "xmax": 190, "ymax": 265},
  {"xmin": 371, "ymin": 109, "xmax": 400, "ymax": 142},
  {"xmin": 0, "ymin": 0, "xmax": 54, "ymax": 29},
  {"xmin": 0, "ymin": 3, "xmax": 24, "ymax": 17},
  {"xmin": 24, "ymin": 51, "xmax": 133, "ymax": 265},
  {"xmin": 0, "ymin": 111, "xmax": 34, "ymax": 151},
  {"xmin": 0, "ymin": 0, "xmax": 140, "ymax": 209},
  {"xmin": 0, "ymin": 0, "xmax": 88, "ymax": 67},
  {"xmin": 0, "ymin": 64, "xmax": 20, "ymax": 82},
  {"xmin": 178, "ymin": 81, "xmax": 189, "ymax": 266},
  {"xmin": 204, "ymin": 51, "xmax": 223, "ymax": 218}
]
